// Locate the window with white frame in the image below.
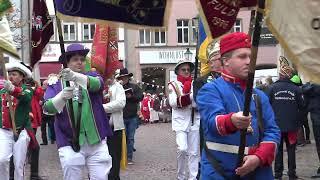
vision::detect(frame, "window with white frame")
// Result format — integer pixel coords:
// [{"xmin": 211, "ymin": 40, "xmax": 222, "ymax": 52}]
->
[
  {"xmin": 191, "ymin": 20, "xmax": 197, "ymax": 44},
  {"xmin": 63, "ymin": 23, "xmax": 76, "ymax": 41},
  {"xmin": 139, "ymin": 29, "xmax": 151, "ymax": 45},
  {"xmin": 177, "ymin": 20, "xmax": 189, "ymax": 45},
  {"xmin": 154, "ymin": 29, "xmax": 166, "ymax": 45},
  {"xmin": 233, "ymin": 19, "xmax": 242, "ymax": 32},
  {"xmin": 83, "ymin": 23, "xmax": 95, "ymax": 40}
]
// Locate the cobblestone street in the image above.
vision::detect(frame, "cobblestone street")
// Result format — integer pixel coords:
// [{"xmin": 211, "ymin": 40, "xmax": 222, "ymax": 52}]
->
[{"xmin": 26, "ymin": 123, "xmax": 320, "ymax": 180}]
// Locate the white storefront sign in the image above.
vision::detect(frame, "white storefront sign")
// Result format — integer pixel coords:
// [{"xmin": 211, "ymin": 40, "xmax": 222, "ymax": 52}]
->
[{"xmin": 140, "ymin": 49, "xmax": 196, "ymax": 64}]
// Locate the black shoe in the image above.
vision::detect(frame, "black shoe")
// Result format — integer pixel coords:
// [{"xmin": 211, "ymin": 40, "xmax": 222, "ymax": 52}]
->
[
  {"xmin": 311, "ymin": 173, "xmax": 320, "ymax": 178},
  {"xmin": 50, "ymin": 140, "xmax": 55, "ymax": 144},
  {"xmin": 297, "ymin": 143, "xmax": 305, "ymax": 147},
  {"xmin": 306, "ymin": 140, "xmax": 312, "ymax": 144},
  {"xmin": 274, "ymin": 173, "xmax": 282, "ymax": 179},
  {"xmin": 40, "ymin": 142, "xmax": 48, "ymax": 145},
  {"xmin": 133, "ymin": 148, "xmax": 136, "ymax": 152},
  {"xmin": 289, "ymin": 175, "xmax": 298, "ymax": 180},
  {"xmin": 288, "ymin": 172, "xmax": 298, "ymax": 180}
]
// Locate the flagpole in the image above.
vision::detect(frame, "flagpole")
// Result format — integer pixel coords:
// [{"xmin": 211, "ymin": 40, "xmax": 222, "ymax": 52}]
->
[
  {"xmin": 237, "ymin": 0, "xmax": 266, "ymax": 171},
  {"xmin": 53, "ymin": 2, "xmax": 80, "ymax": 152},
  {"xmin": 191, "ymin": 16, "xmax": 200, "ymax": 126},
  {"xmin": 0, "ymin": 49, "xmax": 18, "ymax": 138}
]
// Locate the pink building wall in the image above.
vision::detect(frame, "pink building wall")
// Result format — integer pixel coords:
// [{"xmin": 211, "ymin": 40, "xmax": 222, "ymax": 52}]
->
[
  {"xmin": 166, "ymin": 0, "xmax": 198, "ymax": 46},
  {"xmin": 125, "ymin": 2, "xmax": 279, "ymax": 86}
]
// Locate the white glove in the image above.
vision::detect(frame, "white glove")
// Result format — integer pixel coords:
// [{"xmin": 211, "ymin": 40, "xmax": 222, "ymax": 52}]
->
[
  {"xmin": 51, "ymin": 86, "xmax": 75, "ymax": 113},
  {"xmin": 60, "ymin": 68, "xmax": 88, "ymax": 89},
  {"xmin": 4, "ymin": 80, "xmax": 15, "ymax": 92}
]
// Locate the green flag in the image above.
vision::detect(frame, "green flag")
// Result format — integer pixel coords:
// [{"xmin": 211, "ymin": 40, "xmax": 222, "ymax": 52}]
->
[
  {"xmin": 0, "ymin": 15, "xmax": 19, "ymax": 58},
  {"xmin": 0, "ymin": 0, "xmax": 12, "ymax": 17}
]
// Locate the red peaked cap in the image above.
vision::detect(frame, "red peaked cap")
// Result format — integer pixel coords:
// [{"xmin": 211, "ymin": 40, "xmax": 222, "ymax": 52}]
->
[{"xmin": 220, "ymin": 32, "xmax": 251, "ymax": 56}]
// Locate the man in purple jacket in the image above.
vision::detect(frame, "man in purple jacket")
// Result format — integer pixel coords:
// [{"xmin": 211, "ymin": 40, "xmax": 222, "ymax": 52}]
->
[{"xmin": 43, "ymin": 44, "xmax": 113, "ymax": 180}]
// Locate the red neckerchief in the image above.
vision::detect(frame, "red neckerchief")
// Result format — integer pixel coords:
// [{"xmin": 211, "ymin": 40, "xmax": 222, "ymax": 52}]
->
[
  {"xmin": 177, "ymin": 75, "xmax": 192, "ymax": 84},
  {"xmin": 221, "ymin": 70, "xmax": 247, "ymax": 90}
]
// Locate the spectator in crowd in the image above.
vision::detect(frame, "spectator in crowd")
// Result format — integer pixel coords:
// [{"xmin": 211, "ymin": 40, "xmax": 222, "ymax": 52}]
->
[
  {"xmin": 141, "ymin": 93, "xmax": 151, "ymax": 123},
  {"xmin": 150, "ymin": 94, "xmax": 160, "ymax": 123},
  {"xmin": 302, "ymin": 82, "xmax": 320, "ymax": 178},
  {"xmin": 116, "ymin": 68, "xmax": 143, "ymax": 165},
  {"xmin": 268, "ymin": 61, "xmax": 304, "ymax": 179},
  {"xmin": 290, "ymin": 75, "xmax": 311, "ymax": 147},
  {"xmin": 160, "ymin": 94, "xmax": 171, "ymax": 123},
  {"xmin": 40, "ymin": 79, "xmax": 55, "ymax": 145},
  {"xmin": 103, "ymin": 71, "xmax": 126, "ymax": 180}
]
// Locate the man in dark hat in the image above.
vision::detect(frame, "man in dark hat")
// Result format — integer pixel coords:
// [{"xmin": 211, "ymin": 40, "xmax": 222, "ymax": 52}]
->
[
  {"xmin": 116, "ymin": 68, "xmax": 143, "ymax": 164},
  {"xmin": 168, "ymin": 59, "xmax": 200, "ymax": 180},
  {"xmin": 43, "ymin": 43, "xmax": 113, "ymax": 180}
]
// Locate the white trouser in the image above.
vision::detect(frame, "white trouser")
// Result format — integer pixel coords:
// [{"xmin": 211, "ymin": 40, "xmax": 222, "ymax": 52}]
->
[
  {"xmin": 0, "ymin": 128, "xmax": 30, "ymax": 180},
  {"xmin": 176, "ymin": 130, "xmax": 200, "ymax": 180},
  {"xmin": 58, "ymin": 140, "xmax": 112, "ymax": 180}
]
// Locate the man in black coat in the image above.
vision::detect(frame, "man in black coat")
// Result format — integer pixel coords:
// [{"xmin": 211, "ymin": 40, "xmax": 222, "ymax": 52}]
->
[
  {"xmin": 268, "ymin": 64, "xmax": 304, "ymax": 179},
  {"xmin": 302, "ymin": 82, "xmax": 320, "ymax": 178},
  {"xmin": 116, "ymin": 68, "xmax": 143, "ymax": 165}
]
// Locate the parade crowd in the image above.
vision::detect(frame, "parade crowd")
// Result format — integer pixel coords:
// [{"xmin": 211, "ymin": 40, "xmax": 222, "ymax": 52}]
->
[{"xmin": 0, "ymin": 32, "xmax": 320, "ymax": 180}]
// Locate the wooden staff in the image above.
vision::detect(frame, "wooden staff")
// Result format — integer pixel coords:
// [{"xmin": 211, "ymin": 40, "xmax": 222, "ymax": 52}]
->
[
  {"xmin": 0, "ymin": 49, "xmax": 18, "ymax": 137},
  {"xmin": 237, "ymin": 0, "xmax": 266, "ymax": 169},
  {"xmin": 53, "ymin": 3, "xmax": 80, "ymax": 152}
]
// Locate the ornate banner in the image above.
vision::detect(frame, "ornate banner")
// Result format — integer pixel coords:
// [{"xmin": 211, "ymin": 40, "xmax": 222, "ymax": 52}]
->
[
  {"xmin": 55, "ymin": 0, "xmax": 171, "ymax": 27},
  {"xmin": 196, "ymin": 0, "xmax": 257, "ymax": 39},
  {"xmin": 266, "ymin": 0, "xmax": 320, "ymax": 83},
  {"xmin": 31, "ymin": 0, "xmax": 54, "ymax": 67},
  {"xmin": 91, "ymin": 24, "xmax": 109, "ymax": 77},
  {"xmin": 91, "ymin": 24, "xmax": 122, "ymax": 79}
]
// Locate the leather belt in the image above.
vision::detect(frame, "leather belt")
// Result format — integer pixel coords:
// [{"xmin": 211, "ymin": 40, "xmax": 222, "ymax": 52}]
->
[{"xmin": 206, "ymin": 141, "xmax": 249, "ymax": 155}]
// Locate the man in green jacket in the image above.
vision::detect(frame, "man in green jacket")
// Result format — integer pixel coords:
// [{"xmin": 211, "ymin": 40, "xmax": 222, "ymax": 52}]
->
[{"xmin": 0, "ymin": 61, "xmax": 33, "ymax": 180}]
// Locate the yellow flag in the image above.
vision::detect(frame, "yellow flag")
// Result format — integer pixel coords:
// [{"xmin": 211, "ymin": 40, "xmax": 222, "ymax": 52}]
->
[
  {"xmin": 0, "ymin": 16, "xmax": 19, "ymax": 58},
  {"xmin": 266, "ymin": 0, "xmax": 320, "ymax": 83},
  {"xmin": 120, "ymin": 129, "xmax": 128, "ymax": 170}
]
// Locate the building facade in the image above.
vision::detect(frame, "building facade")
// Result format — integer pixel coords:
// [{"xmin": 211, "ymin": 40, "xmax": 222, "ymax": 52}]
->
[
  {"xmin": 125, "ymin": 2, "xmax": 279, "ymax": 94},
  {"xmin": 38, "ymin": 14, "xmax": 126, "ymax": 80}
]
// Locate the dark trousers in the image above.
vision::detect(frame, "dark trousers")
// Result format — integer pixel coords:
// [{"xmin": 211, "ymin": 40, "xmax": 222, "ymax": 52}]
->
[
  {"xmin": 302, "ymin": 117, "xmax": 311, "ymax": 141},
  {"xmin": 107, "ymin": 130, "xmax": 123, "ymax": 180},
  {"xmin": 311, "ymin": 113, "xmax": 320, "ymax": 165},
  {"xmin": 124, "ymin": 117, "xmax": 137, "ymax": 160},
  {"xmin": 41, "ymin": 115, "xmax": 55, "ymax": 144},
  {"xmin": 274, "ymin": 133, "xmax": 297, "ymax": 177},
  {"xmin": 31, "ymin": 128, "xmax": 40, "ymax": 177}
]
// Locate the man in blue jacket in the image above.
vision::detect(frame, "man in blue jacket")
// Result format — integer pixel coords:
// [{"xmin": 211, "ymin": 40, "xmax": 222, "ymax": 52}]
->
[
  {"xmin": 268, "ymin": 62, "xmax": 304, "ymax": 179},
  {"xmin": 197, "ymin": 32, "xmax": 280, "ymax": 179}
]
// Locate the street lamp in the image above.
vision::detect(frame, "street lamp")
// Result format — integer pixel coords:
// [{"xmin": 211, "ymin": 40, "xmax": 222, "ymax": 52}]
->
[{"xmin": 184, "ymin": 48, "xmax": 193, "ymax": 61}]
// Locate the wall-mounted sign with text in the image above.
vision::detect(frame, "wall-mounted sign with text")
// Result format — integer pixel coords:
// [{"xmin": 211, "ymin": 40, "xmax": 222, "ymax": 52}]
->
[
  {"xmin": 259, "ymin": 27, "xmax": 278, "ymax": 46},
  {"xmin": 140, "ymin": 49, "xmax": 196, "ymax": 64}
]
